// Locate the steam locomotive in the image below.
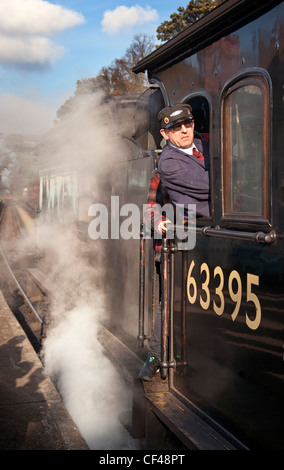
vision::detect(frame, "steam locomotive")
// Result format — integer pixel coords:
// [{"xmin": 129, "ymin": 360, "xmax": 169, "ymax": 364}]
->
[
  {"xmin": 35, "ymin": 0, "xmax": 284, "ymax": 450},
  {"xmin": 99, "ymin": 0, "xmax": 284, "ymax": 450}
]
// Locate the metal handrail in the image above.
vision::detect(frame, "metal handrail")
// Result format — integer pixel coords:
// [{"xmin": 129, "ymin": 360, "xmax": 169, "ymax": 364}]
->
[
  {"xmin": 138, "ymin": 226, "xmax": 151, "ymax": 347},
  {"xmin": 160, "ymin": 238, "xmax": 176, "ymax": 380},
  {"xmin": 138, "ymin": 228, "xmax": 145, "ymax": 346},
  {"xmin": 0, "ymin": 242, "xmax": 43, "ymax": 325},
  {"xmin": 170, "ymin": 223, "xmax": 277, "ymax": 244}
]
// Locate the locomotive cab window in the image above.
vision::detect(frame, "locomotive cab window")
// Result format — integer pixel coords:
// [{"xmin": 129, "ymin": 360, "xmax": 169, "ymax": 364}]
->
[
  {"xmin": 186, "ymin": 95, "xmax": 210, "ymax": 142},
  {"xmin": 222, "ymin": 76, "xmax": 269, "ymax": 220}
]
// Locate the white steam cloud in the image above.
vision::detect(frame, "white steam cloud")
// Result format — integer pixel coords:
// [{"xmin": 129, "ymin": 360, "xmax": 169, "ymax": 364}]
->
[
  {"xmin": 40, "ymin": 230, "xmax": 137, "ymax": 449},
  {"xmin": 102, "ymin": 5, "xmax": 158, "ymax": 35},
  {"xmin": 0, "ymin": 135, "xmax": 17, "ymax": 188},
  {"xmin": 34, "ymin": 91, "xmax": 140, "ymax": 449},
  {"xmin": 0, "ymin": 93, "xmax": 54, "ymax": 135}
]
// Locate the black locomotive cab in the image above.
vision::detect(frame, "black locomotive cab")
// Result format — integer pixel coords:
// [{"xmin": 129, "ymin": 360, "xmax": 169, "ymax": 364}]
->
[{"xmin": 130, "ymin": 0, "xmax": 284, "ymax": 450}]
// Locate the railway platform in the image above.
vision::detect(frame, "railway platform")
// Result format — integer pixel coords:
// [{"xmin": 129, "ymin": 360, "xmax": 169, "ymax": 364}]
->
[{"xmin": 0, "ymin": 289, "xmax": 89, "ymax": 450}]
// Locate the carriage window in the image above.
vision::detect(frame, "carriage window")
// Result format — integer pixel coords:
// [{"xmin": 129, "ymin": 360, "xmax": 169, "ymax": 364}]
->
[{"xmin": 223, "ymin": 77, "xmax": 269, "ymax": 218}]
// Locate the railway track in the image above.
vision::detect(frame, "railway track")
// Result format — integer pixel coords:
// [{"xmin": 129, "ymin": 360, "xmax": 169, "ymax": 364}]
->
[
  {"xmin": 0, "ymin": 202, "xmax": 46, "ymax": 350},
  {"xmin": 0, "ymin": 201, "xmax": 144, "ymax": 450}
]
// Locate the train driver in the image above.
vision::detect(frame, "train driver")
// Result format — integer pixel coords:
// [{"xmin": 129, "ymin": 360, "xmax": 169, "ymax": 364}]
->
[
  {"xmin": 139, "ymin": 102, "xmax": 210, "ymax": 381},
  {"xmin": 158, "ymin": 102, "xmax": 210, "ymax": 219}
]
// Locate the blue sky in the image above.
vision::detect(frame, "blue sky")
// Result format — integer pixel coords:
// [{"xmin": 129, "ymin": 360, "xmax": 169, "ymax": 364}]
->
[{"xmin": 0, "ymin": 0, "xmax": 185, "ymax": 134}]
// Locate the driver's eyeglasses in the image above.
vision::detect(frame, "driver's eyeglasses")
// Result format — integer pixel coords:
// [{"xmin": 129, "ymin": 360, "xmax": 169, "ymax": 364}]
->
[{"xmin": 170, "ymin": 119, "xmax": 194, "ymax": 133}]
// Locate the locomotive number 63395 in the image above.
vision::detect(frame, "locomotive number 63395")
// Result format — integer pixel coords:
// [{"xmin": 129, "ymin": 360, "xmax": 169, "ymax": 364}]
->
[{"xmin": 187, "ymin": 260, "xmax": 261, "ymax": 330}]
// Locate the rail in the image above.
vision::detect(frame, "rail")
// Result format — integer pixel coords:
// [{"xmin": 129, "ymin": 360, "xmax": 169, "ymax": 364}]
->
[
  {"xmin": 166, "ymin": 222, "xmax": 277, "ymax": 244},
  {"xmin": 0, "ymin": 203, "xmax": 44, "ymax": 338},
  {"xmin": 195, "ymin": 225, "xmax": 277, "ymax": 244},
  {"xmin": 0, "ymin": 242, "xmax": 43, "ymax": 326}
]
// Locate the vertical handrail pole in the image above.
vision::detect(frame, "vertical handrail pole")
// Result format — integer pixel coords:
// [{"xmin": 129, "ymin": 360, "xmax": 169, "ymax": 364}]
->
[
  {"xmin": 160, "ymin": 238, "xmax": 170, "ymax": 379},
  {"xmin": 181, "ymin": 251, "xmax": 188, "ymax": 365},
  {"xmin": 138, "ymin": 226, "xmax": 145, "ymax": 347},
  {"xmin": 151, "ymin": 249, "xmax": 158, "ymax": 336},
  {"xmin": 168, "ymin": 244, "xmax": 175, "ymax": 384}
]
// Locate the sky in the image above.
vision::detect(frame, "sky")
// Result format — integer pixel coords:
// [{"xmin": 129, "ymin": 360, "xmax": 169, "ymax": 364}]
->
[{"xmin": 0, "ymin": 0, "xmax": 185, "ymax": 135}]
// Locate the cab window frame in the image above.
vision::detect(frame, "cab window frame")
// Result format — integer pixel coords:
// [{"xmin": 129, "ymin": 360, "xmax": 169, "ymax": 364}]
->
[{"xmin": 221, "ymin": 71, "xmax": 271, "ymax": 225}]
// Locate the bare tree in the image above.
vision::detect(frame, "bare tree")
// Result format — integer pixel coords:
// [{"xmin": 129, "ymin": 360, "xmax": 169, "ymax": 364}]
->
[{"xmin": 95, "ymin": 34, "xmax": 155, "ymax": 94}]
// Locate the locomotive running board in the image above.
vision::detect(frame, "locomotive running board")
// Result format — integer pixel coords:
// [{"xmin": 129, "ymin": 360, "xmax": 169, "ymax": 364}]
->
[
  {"xmin": 97, "ymin": 324, "xmax": 144, "ymax": 385},
  {"xmin": 143, "ymin": 386, "xmax": 247, "ymax": 450}
]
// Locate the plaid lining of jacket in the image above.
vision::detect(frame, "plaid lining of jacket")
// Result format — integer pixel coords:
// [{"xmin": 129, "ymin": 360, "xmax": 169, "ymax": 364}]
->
[{"xmin": 143, "ymin": 169, "xmax": 171, "ymax": 259}]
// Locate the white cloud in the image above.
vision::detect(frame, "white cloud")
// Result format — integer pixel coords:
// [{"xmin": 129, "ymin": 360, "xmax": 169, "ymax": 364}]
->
[
  {"xmin": 0, "ymin": 0, "xmax": 84, "ymax": 69},
  {"xmin": 0, "ymin": 93, "xmax": 55, "ymax": 134},
  {"xmin": 0, "ymin": 34, "xmax": 64, "ymax": 68},
  {"xmin": 0, "ymin": 0, "xmax": 85, "ymax": 35},
  {"xmin": 102, "ymin": 5, "xmax": 158, "ymax": 35}
]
